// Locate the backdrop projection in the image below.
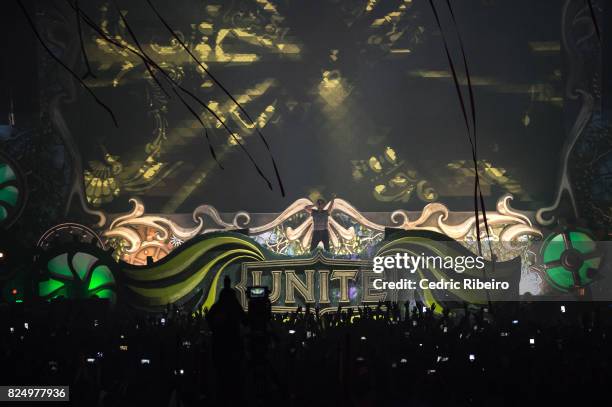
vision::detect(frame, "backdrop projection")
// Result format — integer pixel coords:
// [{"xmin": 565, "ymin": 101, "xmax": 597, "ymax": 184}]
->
[{"xmin": 41, "ymin": 0, "xmax": 565, "ymax": 213}]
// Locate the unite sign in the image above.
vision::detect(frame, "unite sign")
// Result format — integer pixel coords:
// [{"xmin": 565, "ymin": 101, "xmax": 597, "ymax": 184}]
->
[{"xmin": 234, "ymin": 253, "xmax": 387, "ymax": 313}]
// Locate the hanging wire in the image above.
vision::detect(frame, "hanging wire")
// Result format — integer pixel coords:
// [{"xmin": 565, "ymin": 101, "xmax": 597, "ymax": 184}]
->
[
  {"xmin": 16, "ymin": 0, "xmax": 118, "ymax": 127},
  {"xmin": 66, "ymin": 0, "xmax": 275, "ymax": 190},
  {"xmin": 585, "ymin": 0, "xmax": 601, "ymax": 42},
  {"xmin": 74, "ymin": 0, "xmax": 96, "ymax": 79},
  {"xmin": 145, "ymin": 0, "xmax": 286, "ymax": 196},
  {"xmin": 427, "ymin": 0, "xmax": 495, "ymax": 307}
]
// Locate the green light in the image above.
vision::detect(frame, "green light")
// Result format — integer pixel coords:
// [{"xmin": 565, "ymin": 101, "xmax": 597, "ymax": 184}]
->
[
  {"xmin": 542, "ymin": 230, "xmax": 600, "ymax": 291},
  {"xmin": 92, "ymin": 288, "xmax": 115, "ymax": 300},
  {"xmin": 88, "ymin": 265, "xmax": 114, "ymax": 291},
  {"xmin": 72, "ymin": 252, "xmax": 98, "ymax": 280},
  {"xmin": 48, "ymin": 254, "xmax": 74, "ymax": 279},
  {"xmin": 0, "ymin": 163, "xmax": 16, "ymax": 182},
  {"xmin": 43, "ymin": 250, "xmax": 116, "ymax": 304},
  {"xmin": 542, "ymin": 234, "xmax": 564, "ymax": 264},
  {"xmin": 569, "ymin": 231, "xmax": 596, "ymax": 254},
  {"xmin": 39, "ymin": 279, "xmax": 64, "ymax": 297},
  {"xmin": 0, "ymin": 186, "xmax": 18, "ymax": 206},
  {"xmin": 547, "ymin": 266, "xmax": 574, "ymax": 290}
]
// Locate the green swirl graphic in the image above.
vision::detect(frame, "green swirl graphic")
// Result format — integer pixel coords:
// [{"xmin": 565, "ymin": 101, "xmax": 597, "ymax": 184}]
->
[{"xmin": 120, "ymin": 233, "xmax": 265, "ymax": 311}]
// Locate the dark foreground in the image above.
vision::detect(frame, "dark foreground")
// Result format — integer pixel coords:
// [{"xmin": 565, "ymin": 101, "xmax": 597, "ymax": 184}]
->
[{"xmin": 1, "ymin": 299, "xmax": 611, "ymax": 407}]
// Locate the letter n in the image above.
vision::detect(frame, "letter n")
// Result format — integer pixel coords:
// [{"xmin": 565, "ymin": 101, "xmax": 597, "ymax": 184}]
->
[{"xmin": 285, "ymin": 270, "xmax": 316, "ymax": 304}]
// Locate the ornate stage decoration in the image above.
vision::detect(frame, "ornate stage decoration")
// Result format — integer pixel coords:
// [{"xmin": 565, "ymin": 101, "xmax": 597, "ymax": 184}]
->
[
  {"xmin": 352, "ymin": 147, "xmax": 438, "ymax": 203},
  {"xmin": 37, "ymin": 243, "xmax": 117, "ymax": 304},
  {"xmin": 83, "ymin": 66, "xmax": 183, "ymax": 207},
  {"xmin": 84, "ymin": 153, "xmax": 182, "ymax": 207},
  {"xmin": 37, "ymin": 223, "xmax": 107, "ymax": 251},
  {"xmin": 535, "ymin": 0, "xmax": 602, "ymax": 226},
  {"xmin": 102, "ymin": 194, "xmax": 542, "ymax": 264},
  {"xmin": 446, "ymin": 160, "xmax": 530, "ymax": 201},
  {"xmin": 351, "ymin": 144, "xmax": 532, "ymax": 205},
  {"xmin": 103, "ymin": 198, "xmax": 204, "ymax": 264}
]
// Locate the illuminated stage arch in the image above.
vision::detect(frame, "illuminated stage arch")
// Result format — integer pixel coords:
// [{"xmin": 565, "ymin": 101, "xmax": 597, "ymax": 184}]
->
[
  {"xmin": 50, "ymin": 194, "xmax": 545, "ymax": 313},
  {"xmin": 101, "ymin": 194, "xmax": 542, "ymax": 263}
]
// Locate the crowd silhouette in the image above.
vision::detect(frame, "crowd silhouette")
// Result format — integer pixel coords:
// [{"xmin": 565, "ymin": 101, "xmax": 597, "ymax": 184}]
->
[{"xmin": 2, "ymin": 282, "xmax": 612, "ymax": 407}]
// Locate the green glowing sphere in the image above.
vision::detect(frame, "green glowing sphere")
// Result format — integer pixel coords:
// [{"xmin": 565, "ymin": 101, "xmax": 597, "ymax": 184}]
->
[{"xmin": 541, "ymin": 230, "xmax": 601, "ymax": 292}]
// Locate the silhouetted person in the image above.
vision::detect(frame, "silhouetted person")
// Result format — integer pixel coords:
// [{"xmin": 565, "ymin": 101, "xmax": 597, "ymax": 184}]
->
[
  {"xmin": 206, "ymin": 276, "xmax": 246, "ymax": 405},
  {"xmin": 306, "ymin": 198, "xmax": 335, "ymax": 251}
]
